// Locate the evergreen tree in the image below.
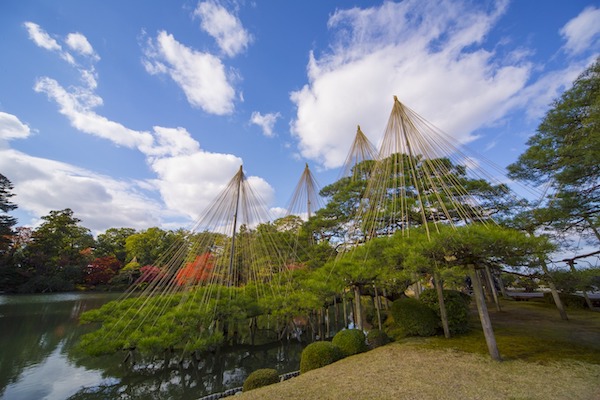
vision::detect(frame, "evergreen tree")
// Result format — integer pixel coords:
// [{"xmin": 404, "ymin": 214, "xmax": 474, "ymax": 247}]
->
[
  {"xmin": 508, "ymin": 57, "xmax": 600, "ymax": 242},
  {"xmin": 0, "ymin": 173, "xmax": 17, "ymax": 256}
]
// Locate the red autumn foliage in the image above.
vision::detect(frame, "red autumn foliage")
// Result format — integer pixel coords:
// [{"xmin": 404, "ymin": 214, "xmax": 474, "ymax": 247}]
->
[
  {"xmin": 175, "ymin": 253, "xmax": 214, "ymax": 286},
  {"xmin": 137, "ymin": 265, "xmax": 162, "ymax": 284},
  {"xmin": 85, "ymin": 256, "xmax": 122, "ymax": 285}
]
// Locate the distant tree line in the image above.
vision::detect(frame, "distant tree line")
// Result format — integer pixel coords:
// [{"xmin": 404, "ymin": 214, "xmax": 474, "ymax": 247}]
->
[{"xmin": 0, "ymin": 200, "xmax": 187, "ymax": 293}]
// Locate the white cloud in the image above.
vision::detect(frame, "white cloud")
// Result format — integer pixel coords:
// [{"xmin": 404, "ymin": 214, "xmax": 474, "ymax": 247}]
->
[
  {"xmin": 560, "ymin": 6, "xmax": 600, "ymax": 55},
  {"xmin": 0, "ymin": 148, "xmax": 163, "ymax": 233},
  {"xmin": 23, "ymin": 21, "xmax": 76, "ymax": 65},
  {"xmin": 23, "ymin": 21, "xmax": 61, "ymax": 51},
  {"xmin": 34, "ymin": 77, "xmax": 155, "ymax": 150},
  {"xmin": 143, "ymin": 126, "xmax": 277, "ymax": 222},
  {"xmin": 149, "ymin": 151, "xmax": 243, "ymax": 220},
  {"xmin": 66, "ymin": 32, "xmax": 99, "ymax": 60},
  {"xmin": 24, "ymin": 23, "xmax": 98, "ymax": 89},
  {"xmin": 269, "ymin": 206, "xmax": 288, "ymax": 220},
  {"xmin": 250, "ymin": 111, "xmax": 280, "ymax": 137},
  {"xmin": 145, "ymin": 126, "xmax": 200, "ymax": 158},
  {"xmin": 510, "ymin": 62, "xmax": 588, "ymax": 120},
  {"xmin": 194, "ymin": 0, "xmax": 252, "ymax": 57},
  {"xmin": 0, "ymin": 112, "xmax": 31, "ymax": 141},
  {"xmin": 290, "ymin": 0, "xmax": 546, "ymax": 169},
  {"xmin": 26, "ymin": 25, "xmax": 275, "ymax": 232},
  {"xmin": 143, "ymin": 31, "xmax": 236, "ymax": 115},
  {"xmin": 32, "ymin": 75, "xmax": 266, "ymax": 225}
]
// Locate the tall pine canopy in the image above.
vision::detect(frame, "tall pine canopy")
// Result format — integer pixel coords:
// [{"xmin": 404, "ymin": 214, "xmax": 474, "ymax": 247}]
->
[
  {"xmin": 508, "ymin": 57, "xmax": 600, "ymax": 241},
  {"xmin": 0, "ymin": 174, "xmax": 17, "ymax": 255}
]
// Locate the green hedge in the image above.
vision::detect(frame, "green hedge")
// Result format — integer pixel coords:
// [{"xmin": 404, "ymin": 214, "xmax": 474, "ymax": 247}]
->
[
  {"xmin": 366, "ymin": 329, "xmax": 391, "ymax": 349},
  {"xmin": 332, "ymin": 329, "xmax": 367, "ymax": 357},
  {"xmin": 419, "ymin": 289, "xmax": 471, "ymax": 334},
  {"xmin": 300, "ymin": 341, "xmax": 343, "ymax": 373},
  {"xmin": 243, "ymin": 368, "xmax": 280, "ymax": 391},
  {"xmin": 389, "ymin": 297, "xmax": 438, "ymax": 338}
]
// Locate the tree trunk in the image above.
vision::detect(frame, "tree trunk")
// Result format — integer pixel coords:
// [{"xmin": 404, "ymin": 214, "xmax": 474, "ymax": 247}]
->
[
  {"xmin": 539, "ymin": 257, "xmax": 569, "ymax": 320},
  {"xmin": 333, "ymin": 296, "xmax": 339, "ymax": 328},
  {"xmin": 353, "ymin": 285, "xmax": 363, "ymax": 330},
  {"xmin": 434, "ymin": 271, "xmax": 450, "ymax": 338},
  {"xmin": 309, "ymin": 312, "xmax": 316, "ymax": 341},
  {"xmin": 484, "ymin": 265, "xmax": 501, "ymax": 312},
  {"xmin": 249, "ymin": 317, "xmax": 257, "ymax": 345},
  {"xmin": 326, "ymin": 307, "xmax": 331, "ymax": 338},
  {"xmin": 469, "ymin": 264, "xmax": 501, "ymax": 361},
  {"xmin": 373, "ymin": 284, "xmax": 382, "ymax": 330},
  {"xmin": 342, "ymin": 293, "xmax": 349, "ymax": 328},
  {"xmin": 382, "ymin": 288, "xmax": 389, "ymax": 310}
]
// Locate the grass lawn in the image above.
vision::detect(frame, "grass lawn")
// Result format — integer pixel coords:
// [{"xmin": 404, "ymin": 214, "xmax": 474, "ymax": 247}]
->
[
  {"xmin": 421, "ymin": 299, "xmax": 600, "ymax": 364},
  {"xmin": 237, "ymin": 299, "xmax": 600, "ymax": 400}
]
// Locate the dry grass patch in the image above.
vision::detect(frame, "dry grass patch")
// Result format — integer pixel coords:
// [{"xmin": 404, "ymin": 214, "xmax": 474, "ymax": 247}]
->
[{"xmin": 237, "ymin": 344, "xmax": 600, "ymax": 400}]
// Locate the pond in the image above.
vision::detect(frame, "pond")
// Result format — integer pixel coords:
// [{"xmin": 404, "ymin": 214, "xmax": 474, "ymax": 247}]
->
[{"xmin": 0, "ymin": 292, "xmax": 305, "ymax": 400}]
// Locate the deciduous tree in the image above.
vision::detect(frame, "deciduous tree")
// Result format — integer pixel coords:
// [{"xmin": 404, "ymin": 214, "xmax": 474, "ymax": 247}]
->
[
  {"xmin": 95, "ymin": 227, "xmax": 136, "ymax": 263},
  {"xmin": 84, "ymin": 255, "xmax": 122, "ymax": 285}
]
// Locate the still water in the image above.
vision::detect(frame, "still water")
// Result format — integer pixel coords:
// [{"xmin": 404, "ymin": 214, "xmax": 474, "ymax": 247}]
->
[{"xmin": 0, "ymin": 293, "xmax": 304, "ymax": 400}]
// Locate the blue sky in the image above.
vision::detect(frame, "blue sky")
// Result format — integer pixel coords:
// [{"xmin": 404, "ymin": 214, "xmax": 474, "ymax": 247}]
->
[{"xmin": 0, "ymin": 0, "xmax": 599, "ymax": 235}]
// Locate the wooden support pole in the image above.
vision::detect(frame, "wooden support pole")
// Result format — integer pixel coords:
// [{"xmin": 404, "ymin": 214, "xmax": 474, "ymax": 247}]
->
[
  {"xmin": 484, "ymin": 265, "xmax": 501, "ymax": 312},
  {"xmin": 469, "ymin": 264, "xmax": 501, "ymax": 361},
  {"xmin": 496, "ymin": 269, "xmax": 510, "ymax": 300},
  {"xmin": 539, "ymin": 257, "xmax": 568, "ymax": 321},
  {"xmin": 480, "ymin": 270, "xmax": 493, "ymax": 303},
  {"xmin": 434, "ymin": 271, "xmax": 450, "ymax": 338}
]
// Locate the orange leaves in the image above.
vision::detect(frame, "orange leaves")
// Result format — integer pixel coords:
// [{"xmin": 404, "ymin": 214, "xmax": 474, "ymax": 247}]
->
[{"xmin": 175, "ymin": 253, "xmax": 214, "ymax": 286}]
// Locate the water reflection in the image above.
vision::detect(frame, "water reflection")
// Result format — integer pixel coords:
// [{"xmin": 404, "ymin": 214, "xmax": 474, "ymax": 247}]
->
[
  {"xmin": 3, "ymin": 344, "xmax": 106, "ymax": 400},
  {"xmin": 69, "ymin": 342, "xmax": 303, "ymax": 400},
  {"xmin": 0, "ymin": 293, "xmax": 305, "ymax": 400}
]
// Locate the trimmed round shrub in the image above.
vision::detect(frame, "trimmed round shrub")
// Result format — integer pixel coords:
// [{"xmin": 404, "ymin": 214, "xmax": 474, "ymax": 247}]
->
[
  {"xmin": 366, "ymin": 329, "xmax": 391, "ymax": 349},
  {"xmin": 332, "ymin": 329, "xmax": 367, "ymax": 357},
  {"xmin": 389, "ymin": 297, "xmax": 438, "ymax": 337},
  {"xmin": 419, "ymin": 289, "xmax": 471, "ymax": 334},
  {"xmin": 300, "ymin": 341, "xmax": 343, "ymax": 373},
  {"xmin": 243, "ymin": 368, "xmax": 280, "ymax": 392}
]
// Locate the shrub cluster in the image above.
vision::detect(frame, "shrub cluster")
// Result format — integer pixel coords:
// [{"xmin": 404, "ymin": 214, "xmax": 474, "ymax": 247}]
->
[
  {"xmin": 389, "ymin": 297, "xmax": 438, "ymax": 338},
  {"xmin": 331, "ymin": 329, "xmax": 367, "ymax": 357},
  {"xmin": 366, "ymin": 329, "xmax": 391, "ymax": 349},
  {"xmin": 300, "ymin": 341, "xmax": 343, "ymax": 373},
  {"xmin": 419, "ymin": 289, "xmax": 471, "ymax": 334},
  {"xmin": 243, "ymin": 368, "xmax": 280, "ymax": 392}
]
